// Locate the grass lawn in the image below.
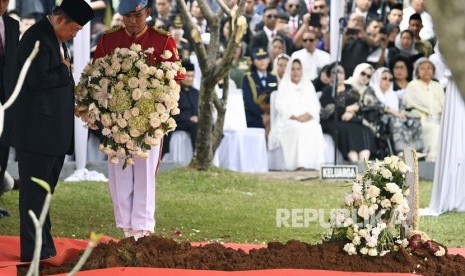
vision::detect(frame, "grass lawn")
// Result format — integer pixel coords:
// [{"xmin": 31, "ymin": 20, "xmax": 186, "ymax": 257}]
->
[{"xmin": 1, "ymin": 168, "xmax": 464, "ymax": 247}]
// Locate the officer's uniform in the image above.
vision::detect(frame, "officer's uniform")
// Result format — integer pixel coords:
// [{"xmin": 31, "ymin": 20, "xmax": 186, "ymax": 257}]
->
[{"xmin": 93, "ymin": 0, "xmax": 183, "ymax": 236}]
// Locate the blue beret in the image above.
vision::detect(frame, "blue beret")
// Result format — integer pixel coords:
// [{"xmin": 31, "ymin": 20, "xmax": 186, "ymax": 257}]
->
[{"xmin": 118, "ymin": 0, "xmax": 148, "ymax": 15}]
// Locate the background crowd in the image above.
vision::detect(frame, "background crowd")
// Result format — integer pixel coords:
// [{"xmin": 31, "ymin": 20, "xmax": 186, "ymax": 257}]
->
[{"xmin": 4, "ymin": 0, "xmax": 447, "ymax": 171}]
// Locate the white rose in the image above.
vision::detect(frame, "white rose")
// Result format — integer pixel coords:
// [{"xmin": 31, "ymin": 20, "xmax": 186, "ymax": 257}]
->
[
  {"xmin": 161, "ymin": 50, "xmax": 173, "ymax": 59},
  {"xmin": 165, "ymin": 70, "xmax": 175, "ymax": 80},
  {"xmin": 144, "ymin": 47, "xmax": 154, "ymax": 54},
  {"xmin": 125, "ymin": 139, "xmax": 135, "ymax": 149},
  {"xmin": 360, "ymin": 247, "xmax": 368, "ymax": 255},
  {"xmin": 112, "ymin": 133, "xmax": 121, "ymax": 143},
  {"xmin": 110, "ymin": 156, "xmax": 119, "ymax": 164},
  {"xmin": 102, "ymin": 146, "xmax": 114, "ymax": 156},
  {"xmin": 130, "ymin": 129, "xmax": 142, "ymax": 137},
  {"xmin": 117, "ymin": 118, "xmax": 128, "ymax": 128},
  {"xmin": 165, "ymin": 100, "xmax": 177, "ymax": 110},
  {"xmin": 381, "ymin": 169, "xmax": 392, "ymax": 179},
  {"xmin": 138, "ymin": 77, "xmax": 148, "ymax": 89},
  {"xmin": 151, "ymin": 79, "xmax": 161, "ymax": 88},
  {"xmin": 116, "ymin": 147, "xmax": 126, "ymax": 158},
  {"xmin": 384, "ymin": 157, "xmax": 392, "ymax": 165},
  {"xmin": 128, "ymin": 77, "xmax": 139, "ymax": 88},
  {"xmin": 122, "ymin": 61, "xmax": 132, "ymax": 72},
  {"xmin": 160, "ymin": 113, "xmax": 169, "ymax": 123},
  {"xmin": 131, "ymin": 107, "xmax": 140, "ymax": 117},
  {"xmin": 368, "ymin": 206, "xmax": 376, "ymax": 215},
  {"xmin": 139, "ymin": 64, "xmax": 149, "ymax": 75},
  {"xmin": 155, "ymin": 69, "xmax": 164, "ymax": 79},
  {"xmin": 367, "ymin": 186, "xmax": 380, "ymax": 198},
  {"xmin": 391, "ymin": 155, "xmax": 400, "ymax": 163},
  {"xmin": 385, "ymin": 182, "xmax": 401, "ymax": 194},
  {"xmin": 135, "ymin": 60, "xmax": 144, "ymax": 68},
  {"xmin": 150, "ymin": 117, "xmax": 161, "ymax": 128},
  {"xmin": 380, "ymin": 199, "xmax": 391, "ymax": 208},
  {"xmin": 368, "ymin": 248, "xmax": 378, "ymax": 256},
  {"xmin": 391, "ymin": 193, "xmax": 403, "ymax": 204},
  {"xmin": 98, "ymin": 144, "xmax": 105, "ymax": 151},
  {"xmin": 180, "ymin": 67, "xmax": 187, "ymax": 75},
  {"xmin": 102, "ymin": 128, "xmax": 112, "ymax": 136},
  {"xmin": 169, "ymin": 79, "xmax": 178, "ymax": 89},
  {"xmin": 115, "ymin": 81, "xmax": 124, "ymax": 90},
  {"xmin": 104, "ymin": 66, "xmax": 115, "ymax": 76},
  {"xmin": 156, "ymin": 103, "xmax": 166, "ymax": 114},
  {"xmin": 398, "ymin": 161, "xmax": 410, "ymax": 173},
  {"xmin": 101, "ymin": 114, "xmax": 112, "ymax": 127},
  {"xmin": 124, "ymin": 110, "xmax": 132, "ymax": 120},
  {"xmin": 111, "ymin": 125, "xmax": 119, "ymax": 133},
  {"xmin": 148, "ymin": 66, "xmax": 157, "ymax": 75},
  {"xmin": 352, "ymin": 236, "xmax": 361, "ymax": 245},
  {"xmin": 357, "ymin": 204, "xmax": 370, "ymax": 220},
  {"xmin": 143, "ymin": 91, "xmax": 153, "ymax": 99},
  {"xmin": 343, "ymin": 217, "xmax": 353, "ymax": 227},
  {"xmin": 111, "ymin": 61, "xmax": 121, "ymax": 72},
  {"xmin": 403, "ymin": 188, "xmax": 410, "ymax": 196},
  {"xmin": 154, "ymin": 129, "xmax": 164, "ymax": 139},
  {"xmin": 132, "ymin": 88, "xmax": 143, "ymax": 101},
  {"xmin": 130, "ymin": 44, "xmax": 142, "ymax": 52},
  {"xmin": 120, "ymin": 133, "xmax": 131, "ymax": 144},
  {"xmin": 126, "ymin": 158, "xmax": 135, "ymax": 165},
  {"xmin": 170, "ymin": 107, "xmax": 180, "ymax": 115}
]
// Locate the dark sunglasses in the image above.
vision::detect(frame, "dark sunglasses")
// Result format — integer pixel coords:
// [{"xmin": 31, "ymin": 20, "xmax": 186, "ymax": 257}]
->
[
  {"xmin": 360, "ymin": 71, "xmax": 372, "ymax": 79},
  {"xmin": 314, "ymin": 4, "xmax": 326, "ymax": 9},
  {"xmin": 266, "ymin": 14, "xmax": 278, "ymax": 19},
  {"xmin": 288, "ymin": 4, "xmax": 300, "ymax": 8},
  {"xmin": 381, "ymin": 76, "xmax": 393, "ymax": 82},
  {"xmin": 303, "ymin": 38, "xmax": 316, "ymax": 42}
]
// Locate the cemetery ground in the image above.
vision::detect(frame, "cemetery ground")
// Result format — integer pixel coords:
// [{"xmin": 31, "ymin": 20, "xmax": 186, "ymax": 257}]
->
[{"xmin": 1, "ymin": 167, "xmax": 464, "ymax": 247}]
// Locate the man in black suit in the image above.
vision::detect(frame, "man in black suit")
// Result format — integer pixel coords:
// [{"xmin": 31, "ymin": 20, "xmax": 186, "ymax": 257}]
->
[
  {"xmin": 250, "ymin": 5, "xmax": 293, "ymax": 56},
  {"xmin": 14, "ymin": 0, "xmax": 94, "ymax": 262},
  {"xmin": 0, "ymin": 0, "xmax": 20, "ymax": 220}
]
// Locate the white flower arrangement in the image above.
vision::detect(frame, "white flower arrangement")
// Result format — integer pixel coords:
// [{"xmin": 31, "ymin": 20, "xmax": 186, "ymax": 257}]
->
[
  {"xmin": 326, "ymin": 156, "xmax": 412, "ymax": 256},
  {"xmin": 75, "ymin": 44, "xmax": 185, "ymax": 167}
]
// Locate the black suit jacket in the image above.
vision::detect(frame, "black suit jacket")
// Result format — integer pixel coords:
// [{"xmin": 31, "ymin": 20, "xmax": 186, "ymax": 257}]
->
[
  {"xmin": 173, "ymin": 85, "xmax": 199, "ymax": 126},
  {"xmin": 249, "ymin": 30, "xmax": 294, "ymax": 56},
  {"xmin": 13, "ymin": 18, "xmax": 74, "ymax": 156},
  {"xmin": 0, "ymin": 15, "xmax": 20, "ymax": 145}
]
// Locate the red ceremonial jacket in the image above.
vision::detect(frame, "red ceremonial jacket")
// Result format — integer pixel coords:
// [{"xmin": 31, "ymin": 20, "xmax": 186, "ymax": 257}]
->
[{"xmin": 93, "ymin": 25, "xmax": 184, "ymax": 81}]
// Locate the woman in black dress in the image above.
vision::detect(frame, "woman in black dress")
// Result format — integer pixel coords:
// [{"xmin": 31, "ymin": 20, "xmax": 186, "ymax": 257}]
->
[{"xmin": 319, "ymin": 63, "xmax": 376, "ymax": 162}]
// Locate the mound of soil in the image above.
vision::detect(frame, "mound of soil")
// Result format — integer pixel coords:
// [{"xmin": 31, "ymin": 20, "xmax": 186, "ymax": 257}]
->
[{"xmin": 38, "ymin": 235, "xmax": 465, "ymax": 276}]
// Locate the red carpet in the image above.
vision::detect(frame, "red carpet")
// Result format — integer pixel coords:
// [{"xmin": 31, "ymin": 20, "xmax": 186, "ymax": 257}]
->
[{"xmin": 1, "ymin": 236, "xmax": 464, "ymax": 276}]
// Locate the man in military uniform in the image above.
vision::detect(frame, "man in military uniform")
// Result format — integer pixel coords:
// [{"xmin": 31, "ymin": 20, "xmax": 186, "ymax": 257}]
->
[
  {"xmin": 242, "ymin": 47, "xmax": 277, "ymax": 137},
  {"xmin": 93, "ymin": 0, "xmax": 183, "ymax": 241}
]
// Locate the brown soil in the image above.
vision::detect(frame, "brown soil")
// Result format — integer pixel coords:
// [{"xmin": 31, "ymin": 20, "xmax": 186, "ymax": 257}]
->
[{"xmin": 36, "ymin": 235, "xmax": 465, "ymax": 276}]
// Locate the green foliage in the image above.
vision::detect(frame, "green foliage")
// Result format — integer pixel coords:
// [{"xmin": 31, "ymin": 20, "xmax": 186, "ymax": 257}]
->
[{"xmin": 0, "ymin": 169, "xmax": 464, "ymax": 247}]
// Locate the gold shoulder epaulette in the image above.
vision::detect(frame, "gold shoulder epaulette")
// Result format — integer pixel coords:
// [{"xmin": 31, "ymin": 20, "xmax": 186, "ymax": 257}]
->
[
  {"xmin": 104, "ymin": 26, "xmax": 122, "ymax": 34},
  {"xmin": 152, "ymin": 27, "xmax": 171, "ymax": 36}
]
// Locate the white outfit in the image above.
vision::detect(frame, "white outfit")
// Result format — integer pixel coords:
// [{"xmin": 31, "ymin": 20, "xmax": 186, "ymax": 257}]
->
[
  {"xmin": 399, "ymin": 6, "xmax": 435, "ymax": 41},
  {"xmin": 107, "ymin": 145, "xmax": 160, "ymax": 232},
  {"xmin": 269, "ymin": 58, "xmax": 325, "ymax": 170},
  {"xmin": 404, "ymin": 78, "xmax": 444, "ymax": 161},
  {"xmin": 291, "ymin": 48, "xmax": 331, "ymax": 82}
]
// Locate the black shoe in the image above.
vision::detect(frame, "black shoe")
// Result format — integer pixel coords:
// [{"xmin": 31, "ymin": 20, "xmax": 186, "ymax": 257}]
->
[
  {"xmin": 0, "ymin": 206, "xmax": 11, "ymax": 219},
  {"xmin": 13, "ymin": 179, "xmax": 21, "ymax": 190}
]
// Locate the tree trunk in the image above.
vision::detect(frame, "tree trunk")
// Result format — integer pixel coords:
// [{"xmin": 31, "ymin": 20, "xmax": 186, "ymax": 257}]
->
[
  {"xmin": 427, "ymin": 0, "xmax": 465, "ymax": 101},
  {"xmin": 175, "ymin": 0, "xmax": 247, "ymax": 170}
]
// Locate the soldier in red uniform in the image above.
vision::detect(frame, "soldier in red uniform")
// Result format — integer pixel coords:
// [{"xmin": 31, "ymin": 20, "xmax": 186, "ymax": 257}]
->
[{"xmin": 93, "ymin": 0, "xmax": 183, "ymax": 240}]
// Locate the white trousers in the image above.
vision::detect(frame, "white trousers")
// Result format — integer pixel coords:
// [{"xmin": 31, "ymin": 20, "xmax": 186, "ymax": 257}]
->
[{"xmin": 107, "ymin": 145, "xmax": 160, "ymax": 232}]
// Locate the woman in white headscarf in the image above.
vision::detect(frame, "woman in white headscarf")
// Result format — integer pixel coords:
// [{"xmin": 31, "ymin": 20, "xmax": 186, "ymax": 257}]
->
[
  {"xmin": 404, "ymin": 58, "xmax": 444, "ymax": 161},
  {"xmin": 344, "ymin": 63, "xmax": 374, "ymax": 98},
  {"xmin": 368, "ymin": 67, "xmax": 423, "ymax": 155},
  {"xmin": 268, "ymin": 58, "xmax": 325, "ymax": 170}
]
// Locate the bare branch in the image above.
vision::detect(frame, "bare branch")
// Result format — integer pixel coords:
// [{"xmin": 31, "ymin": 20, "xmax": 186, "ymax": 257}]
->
[
  {"xmin": 175, "ymin": 0, "xmax": 209, "ymax": 73},
  {"xmin": 216, "ymin": 0, "xmax": 231, "ymax": 16},
  {"xmin": 196, "ymin": 0, "xmax": 215, "ymax": 22},
  {"xmin": 215, "ymin": 1, "xmax": 247, "ymax": 80}
]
